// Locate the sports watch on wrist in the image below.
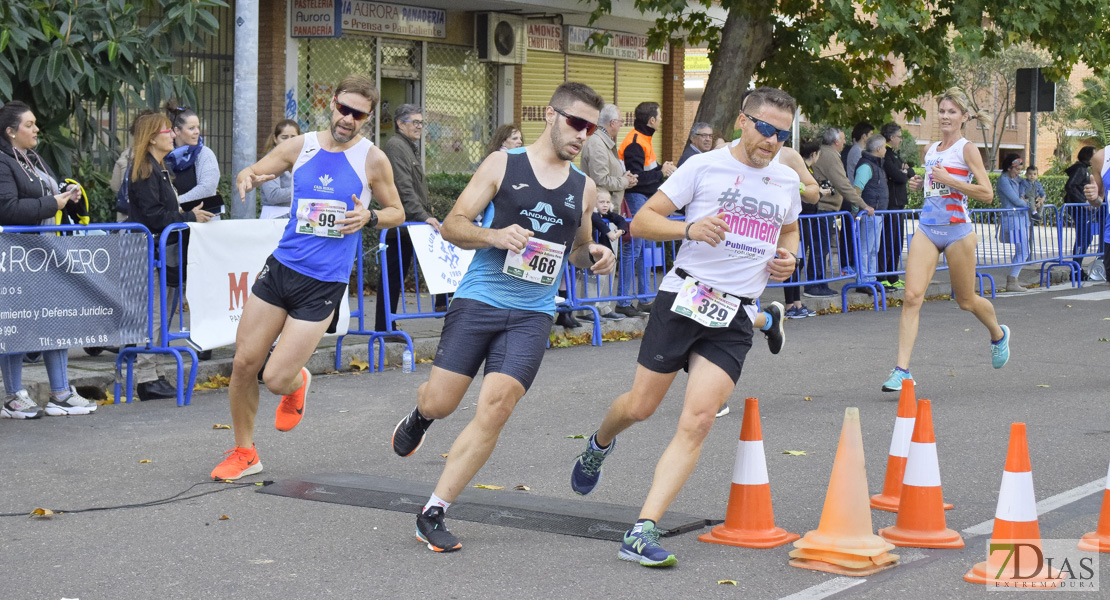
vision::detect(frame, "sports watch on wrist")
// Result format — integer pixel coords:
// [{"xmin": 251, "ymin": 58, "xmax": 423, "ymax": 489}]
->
[{"xmin": 368, "ymin": 210, "xmax": 379, "ymax": 228}]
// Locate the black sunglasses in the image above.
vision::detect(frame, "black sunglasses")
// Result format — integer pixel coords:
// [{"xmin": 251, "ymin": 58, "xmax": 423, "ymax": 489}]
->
[
  {"xmin": 552, "ymin": 107, "xmax": 598, "ymax": 136},
  {"xmin": 334, "ymin": 97, "xmax": 372, "ymax": 121},
  {"xmin": 744, "ymin": 113, "xmax": 791, "ymax": 142}
]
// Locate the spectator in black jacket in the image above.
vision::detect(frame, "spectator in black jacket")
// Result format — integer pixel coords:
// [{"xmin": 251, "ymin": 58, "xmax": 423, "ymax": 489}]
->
[
  {"xmin": 126, "ymin": 113, "xmax": 213, "ymax": 400},
  {"xmin": 0, "ymin": 100, "xmax": 97, "ymax": 419},
  {"xmin": 878, "ymin": 123, "xmax": 911, "ymax": 289},
  {"xmin": 1065, "ymin": 146, "xmax": 1096, "ymax": 278}
]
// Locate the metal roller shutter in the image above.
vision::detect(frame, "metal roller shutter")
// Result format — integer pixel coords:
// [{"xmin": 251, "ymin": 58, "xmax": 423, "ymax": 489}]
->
[
  {"xmin": 615, "ymin": 61, "xmax": 663, "ymax": 158},
  {"xmin": 566, "ymin": 56, "xmax": 615, "ymax": 106},
  {"xmin": 520, "ymin": 52, "xmax": 565, "ymax": 148}
]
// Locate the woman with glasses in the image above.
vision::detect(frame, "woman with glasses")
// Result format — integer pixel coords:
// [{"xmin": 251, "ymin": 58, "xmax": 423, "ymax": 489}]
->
[
  {"xmin": 0, "ymin": 100, "xmax": 98, "ymax": 418},
  {"xmin": 258, "ymin": 119, "xmax": 302, "ymax": 219},
  {"xmin": 997, "ymin": 153, "xmax": 1030, "ymax": 292},
  {"xmin": 882, "ymin": 87, "xmax": 1008, "ymax": 392}
]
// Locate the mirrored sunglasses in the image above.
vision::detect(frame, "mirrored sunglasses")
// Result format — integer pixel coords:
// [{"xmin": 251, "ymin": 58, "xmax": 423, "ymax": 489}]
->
[
  {"xmin": 553, "ymin": 107, "xmax": 598, "ymax": 136},
  {"xmin": 334, "ymin": 97, "xmax": 372, "ymax": 121},
  {"xmin": 744, "ymin": 113, "xmax": 791, "ymax": 142}
]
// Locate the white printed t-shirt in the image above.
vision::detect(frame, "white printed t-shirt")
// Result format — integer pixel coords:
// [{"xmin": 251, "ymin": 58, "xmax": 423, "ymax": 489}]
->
[{"xmin": 658, "ymin": 144, "xmax": 802, "ymax": 301}]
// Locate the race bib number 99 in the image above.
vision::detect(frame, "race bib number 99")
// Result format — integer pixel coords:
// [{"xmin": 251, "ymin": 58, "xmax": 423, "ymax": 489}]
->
[
  {"xmin": 503, "ymin": 238, "xmax": 565, "ymax": 285},
  {"xmin": 296, "ymin": 199, "xmax": 347, "ymax": 238},
  {"xmin": 670, "ymin": 276, "xmax": 740, "ymax": 328}
]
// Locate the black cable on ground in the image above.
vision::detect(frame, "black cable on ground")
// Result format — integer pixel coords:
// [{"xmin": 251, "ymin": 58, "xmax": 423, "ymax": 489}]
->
[{"xmin": 0, "ymin": 480, "xmax": 274, "ymax": 518}]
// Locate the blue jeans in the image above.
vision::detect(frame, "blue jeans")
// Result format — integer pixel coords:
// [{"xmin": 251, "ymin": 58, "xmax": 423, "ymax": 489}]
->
[
  {"xmin": 619, "ymin": 192, "xmax": 649, "ymax": 306},
  {"xmin": 1009, "ymin": 219, "xmax": 1030, "ymax": 277},
  {"xmin": 858, "ymin": 213, "xmax": 883, "ymax": 282},
  {"xmin": 1, "ymin": 350, "xmax": 69, "ymax": 395}
]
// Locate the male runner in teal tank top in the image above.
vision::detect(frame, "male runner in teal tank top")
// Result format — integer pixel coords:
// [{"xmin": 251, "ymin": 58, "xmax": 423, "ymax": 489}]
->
[{"xmin": 390, "ymin": 82, "xmax": 617, "ymax": 553}]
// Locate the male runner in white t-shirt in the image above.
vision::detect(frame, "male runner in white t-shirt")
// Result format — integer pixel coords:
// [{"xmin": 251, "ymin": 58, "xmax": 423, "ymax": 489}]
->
[{"xmin": 569, "ymin": 87, "xmax": 802, "ymax": 567}]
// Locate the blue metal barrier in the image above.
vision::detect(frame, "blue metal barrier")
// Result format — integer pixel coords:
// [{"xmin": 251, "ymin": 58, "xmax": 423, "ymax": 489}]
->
[
  {"xmin": 1054, "ymin": 202, "xmax": 1108, "ymax": 286},
  {"xmin": 333, "ymin": 227, "xmax": 415, "ymax": 372}
]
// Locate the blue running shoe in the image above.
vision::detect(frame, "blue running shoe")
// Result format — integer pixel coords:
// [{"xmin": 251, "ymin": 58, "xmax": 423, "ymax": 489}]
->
[
  {"xmin": 619, "ymin": 521, "xmax": 677, "ymax": 567},
  {"xmin": 571, "ymin": 433, "xmax": 614, "ymax": 495},
  {"xmin": 992, "ymin": 324, "xmax": 1010, "ymax": 369},
  {"xmin": 881, "ymin": 367, "xmax": 912, "ymax": 392}
]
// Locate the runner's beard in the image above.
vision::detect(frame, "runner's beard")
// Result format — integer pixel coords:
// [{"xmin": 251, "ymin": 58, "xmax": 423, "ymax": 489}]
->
[
  {"xmin": 331, "ymin": 119, "xmax": 358, "ymax": 144},
  {"xmin": 550, "ymin": 126, "xmax": 580, "ymax": 162}
]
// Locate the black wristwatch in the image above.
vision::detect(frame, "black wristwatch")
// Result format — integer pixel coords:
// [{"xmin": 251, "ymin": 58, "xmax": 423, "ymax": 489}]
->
[
  {"xmin": 368, "ymin": 210, "xmax": 379, "ymax": 228},
  {"xmin": 791, "ymin": 252, "xmax": 804, "ymax": 269}
]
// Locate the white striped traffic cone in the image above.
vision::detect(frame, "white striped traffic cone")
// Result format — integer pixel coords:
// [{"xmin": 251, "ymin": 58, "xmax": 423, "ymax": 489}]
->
[{"xmin": 1078, "ymin": 458, "xmax": 1110, "ymax": 553}]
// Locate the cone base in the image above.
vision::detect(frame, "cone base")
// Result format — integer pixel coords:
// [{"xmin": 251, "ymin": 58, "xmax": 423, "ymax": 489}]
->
[
  {"xmin": 878, "ymin": 524, "xmax": 964, "ymax": 549},
  {"xmin": 698, "ymin": 524, "xmax": 799, "ymax": 549},
  {"xmin": 870, "ymin": 493, "xmax": 953, "ymax": 512},
  {"xmin": 793, "ymin": 531, "xmax": 896, "ymax": 558},
  {"xmin": 790, "ymin": 556, "xmax": 897, "ymax": 577},
  {"xmin": 964, "ymin": 561, "xmax": 1061, "ymax": 587},
  {"xmin": 1078, "ymin": 531, "xmax": 1110, "ymax": 553},
  {"xmin": 789, "ymin": 547, "xmax": 899, "ymax": 570}
]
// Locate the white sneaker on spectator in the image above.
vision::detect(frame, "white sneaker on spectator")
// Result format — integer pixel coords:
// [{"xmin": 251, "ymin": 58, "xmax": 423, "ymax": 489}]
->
[
  {"xmin": 45, "ymin": 386, "xmax": 97, "ymax": 416},
  {"xmin": 2, "ymin": 390, "xmax": 43, "ymax": 419}
]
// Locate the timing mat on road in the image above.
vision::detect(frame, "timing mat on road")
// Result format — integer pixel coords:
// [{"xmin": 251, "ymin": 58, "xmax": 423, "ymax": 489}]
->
[{"xmin": 258, "ymin": 472, "xmax": 717, "ymax": 542}]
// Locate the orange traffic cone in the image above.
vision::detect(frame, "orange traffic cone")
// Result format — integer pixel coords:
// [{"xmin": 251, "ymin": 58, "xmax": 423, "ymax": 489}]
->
[
  {"xmin": 871, "ymin": 380, "xmax": 917, "ymax": 512},
  {"xmin": 699, "ymin": 397, "xmax": 799, "ymax": 548},
  {"xmin": 1078, "ymin": 459, "xmax": 1110, "ymax": 553},
  {"xmin": 878, "ymin": 400, "xmax": 963, "ymax": 548},
  {"xmin": 789, "ymin": 408, "xmax": 899, "ymax": 576},
  {"xmin": 964, "ymin": 423, "xmax": 1059, "ymax": 587},
  {"xmin": 871, "ymin": 382, "xmax": 952, "ymax": 512}
]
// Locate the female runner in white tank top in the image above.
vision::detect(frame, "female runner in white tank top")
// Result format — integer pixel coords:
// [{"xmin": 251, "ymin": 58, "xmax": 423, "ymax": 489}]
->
[{"xmin": 881, "ymin": 88, "xmax": 1010, "ymax": 392}]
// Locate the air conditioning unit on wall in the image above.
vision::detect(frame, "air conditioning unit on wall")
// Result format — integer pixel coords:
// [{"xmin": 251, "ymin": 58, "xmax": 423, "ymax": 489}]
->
[{"xmin": 476, "ymin": 13, "xmax": 527, "ymax": 65}]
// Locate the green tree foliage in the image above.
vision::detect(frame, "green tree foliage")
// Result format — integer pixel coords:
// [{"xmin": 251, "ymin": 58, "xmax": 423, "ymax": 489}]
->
[
  {"xmin": 0, "ymin": 0, "xmax": 226, "ymax": 173},
  {"xmin": 585, "ymin": 0, "xmax": 1110, "ymax": 141},
  {"xmin": 1076, "ymin": 74, "xmax": 1110, "ymax": 147}
]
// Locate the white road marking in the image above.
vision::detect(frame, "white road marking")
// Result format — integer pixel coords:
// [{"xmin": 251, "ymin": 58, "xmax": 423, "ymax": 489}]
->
[
  {"xmin": 776, "ymin": 549, "xmax": 928, "ymax": 599},
  {"xmin": 962, "ymin": 477, "xmax": 1107, "ymax": 535},
  {"xmin": 1053, "ymin": 290, "xmax": 1110, "ymax": 301}
]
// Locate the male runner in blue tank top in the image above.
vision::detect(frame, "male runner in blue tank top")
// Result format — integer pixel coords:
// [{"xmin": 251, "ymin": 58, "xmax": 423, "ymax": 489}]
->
[
  {"xmin": 390, "ymin": 82, "xmax": 616, "ymax": 552},
  {"xmin": 210, "ymin": 75, "xmax": 404, "ymax": 480}
]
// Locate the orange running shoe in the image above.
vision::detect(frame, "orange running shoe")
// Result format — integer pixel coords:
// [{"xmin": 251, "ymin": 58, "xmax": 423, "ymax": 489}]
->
[
  {"xmin": 275, "ymin": 367, "xmax": 311, "ymax": 432},
  {"xmin": 211, "ymin": 445, "xmax": 263, "ymax": 481}
]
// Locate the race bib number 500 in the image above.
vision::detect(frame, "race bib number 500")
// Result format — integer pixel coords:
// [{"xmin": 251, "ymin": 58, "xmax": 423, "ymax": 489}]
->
[
  {"xmin": 296, "ymin": 199, "xmax": 347, "ymax": 238},
  {"xmin": 670, "ymin": 276, "xmax": 740, "ymax": 328},
  {"xmin": 503, "ymin": 238, "xmax": 565, "ymax": 285}
]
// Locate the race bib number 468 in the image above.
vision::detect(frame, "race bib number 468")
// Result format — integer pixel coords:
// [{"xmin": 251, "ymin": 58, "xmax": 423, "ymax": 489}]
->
[{"xmin": 503, "ymin": 238, "xmax": 565, "ymax": 285}]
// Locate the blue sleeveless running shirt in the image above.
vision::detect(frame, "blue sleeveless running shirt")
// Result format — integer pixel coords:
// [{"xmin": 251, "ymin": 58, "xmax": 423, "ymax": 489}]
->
[
  {"xmin": 452, "ymin": 148, "xmax": 585, "ymax": 314},
  {"xmin": 272, "ymin": 132, "xmax": 373, "ymax": 283}
]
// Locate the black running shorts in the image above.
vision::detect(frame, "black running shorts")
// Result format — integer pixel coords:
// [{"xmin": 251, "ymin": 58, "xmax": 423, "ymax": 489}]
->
[
  {"xmin": 432, "ymin": 298, "xmax": 553, "ymax": 390},
  {"xmin": 251, "ymin": 254, "xmax": 346, "ymax": 329},
  {"xmin": 636, "ymin": 290, "xmax": 753, "ymax": 384}
]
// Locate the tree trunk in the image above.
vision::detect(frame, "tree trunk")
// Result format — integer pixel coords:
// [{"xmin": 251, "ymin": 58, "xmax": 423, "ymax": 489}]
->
[{"xmin": 695, "ymin": 10, "xmax": 774, "ymax": 139}]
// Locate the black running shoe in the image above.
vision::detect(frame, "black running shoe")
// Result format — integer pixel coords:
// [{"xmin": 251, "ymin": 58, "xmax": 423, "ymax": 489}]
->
[
  {"xmin": 392, "ymin": 406, "xmax": 433, "ymax": 457},
  {"xmin": 763, "ymin": 301, "xmax": 785, "ymax": 355},
  {"xmin": 416, "ymin": 506, "xmax": 461, "ymax": 552}
]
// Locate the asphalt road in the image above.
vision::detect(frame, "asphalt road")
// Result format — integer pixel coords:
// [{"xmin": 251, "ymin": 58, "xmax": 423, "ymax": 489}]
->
[{"xmin": 2, "ymin": 283, "xmax": 1108, "ymax": 600}]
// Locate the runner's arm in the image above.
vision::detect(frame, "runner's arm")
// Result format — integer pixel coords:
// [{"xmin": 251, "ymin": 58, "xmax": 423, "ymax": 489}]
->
[
  {"xmin": 768, "ymin": 220, "xmax": 800, "ymax": 282},
  {"xmin": 1085, "ymin": 148, "xmax": 1104, "ymax": 206},
  {"xmin": 441, "ymin": 152, "xmax": 531, "ymax": 251},
  {"xmin": 779, "ymin": 147, "xmax": 820, "ymax": 204},
  {"xmin": 360, "ymin": 145, "xmax": 404, "ymax": 230},
  {"xmin": 568, "ymin": 178, "xmax": 615, "ymax": 274},
  {"xmin": 236, "ymin": 136, "xmax": 301, "ymax": 201}
]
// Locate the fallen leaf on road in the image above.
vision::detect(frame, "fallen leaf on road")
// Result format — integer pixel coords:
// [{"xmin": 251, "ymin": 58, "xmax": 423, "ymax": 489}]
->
[
  {"xmin": 473, "ymin": 484, "xmax": 503, "ymax": 490},
  {"xmin": 339, "ymin": 410, "xmax": 349, "ymax": 413},
  {"xmin": 139, "ymin": 459, "xmax": 151, "ymax": 463},
  {"xmin": 804, "ymin": 397, "xmax": 812, "ymax": 401},
  {"xmin": 441, "ymin": 453, "xmax": 449, "ymax": 458},
  {"xmin": 1036, "ymin": 384, "xmax": 1050, "ymax": 388},
  {"xmin": 212, "ymin": 424, "xmax": 231, "ymax": 429},
  {"xmin": 950, "ymin": 369, "xmax": 957, "ymax": 377},
  {"xmin": 718, "ymin": 580, "xmax": 738, "ymax": 585},
  {"xmin": 566, "ymin": 434, "xmax": 585, "ymax": 439},
  {"xmin": 349, "ymin": 357, "xmax": 369, "ymax": 371},
  {"xmin": 514, "ymin": 485, "xmax": 530, "ymax": 491},
  {"xmin": 194, "ymin": 374, "xmax": 230, "ymax": 390},
  {"xmin": 219, "ymin": 515, "xmax": 230, "ymax": 520},
  {"xmin": 783, "ymin": 450, "xmax": 807, "ymax": 456},
  {"xmin": 30, "ymin": 508, "xmax": 55, "ymax": 518}
]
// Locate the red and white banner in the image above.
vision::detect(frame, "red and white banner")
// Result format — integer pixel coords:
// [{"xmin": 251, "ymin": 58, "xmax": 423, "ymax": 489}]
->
[{"xmin": 184, "ymin": 221, "xmax": 350, "ymax": 350}]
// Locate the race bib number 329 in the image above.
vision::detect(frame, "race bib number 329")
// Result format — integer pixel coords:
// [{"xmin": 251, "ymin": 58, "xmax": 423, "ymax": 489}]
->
[
  {"xmin": 503, "ymin": 238, "xmax": 565, "ymax": 285},
  {"xmin": 670, "ymin": 276, "xmax": 740, "ymax": 328}
]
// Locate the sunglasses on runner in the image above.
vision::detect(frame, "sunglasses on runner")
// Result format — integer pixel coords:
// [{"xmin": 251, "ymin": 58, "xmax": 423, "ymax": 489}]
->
[
  {"xmin": 552, "ymin": 107, "xmax": 598, "ymax": 136},
  {"xmin": 334, "ymin": 97, "xmax": 372, "ymax": 121},
  {"xmin": 744, "ymin": 113, "xmax": 791, "ymax": 142}
]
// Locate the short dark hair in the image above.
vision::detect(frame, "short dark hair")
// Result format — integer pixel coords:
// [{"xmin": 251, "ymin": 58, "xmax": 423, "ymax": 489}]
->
[
  {"xmin": 550, "ymin": 82, "xmax": 604, "ymax": 114},
  {"xmin": 851, "ymin": 121, "xmax": 874, "ymax": 143},
  {"xmin": 1079, "ymin": 146, "xmax": 1096, "ymax": 162},
  {"xmin": 0, "ymin": 100, "xmax": 32, "ymax": 149},
  {"xmin": 799, "ymin": 138, "xmax": 821, "ymax": 161},
  {"xmin": 394, "ymin": 103, "xmax": 422, "ymax": 127},
  {"xmin": 742, "ymin": 87, "xmax": 797, "ymax": 116},
  {"xmin": 880, "ymin": 122, "xmax": 902, "ymax": 141},
  {"xmin": 164, "ymin": 100, "xmax": 197, "ymax": 130},
  {"xmin": 336, "ymin": 74, "xmax": 379, "ymax": 105},
  {"xmin": 633, "ymin": 102, "xmax": 660, "ymax": 126}
]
